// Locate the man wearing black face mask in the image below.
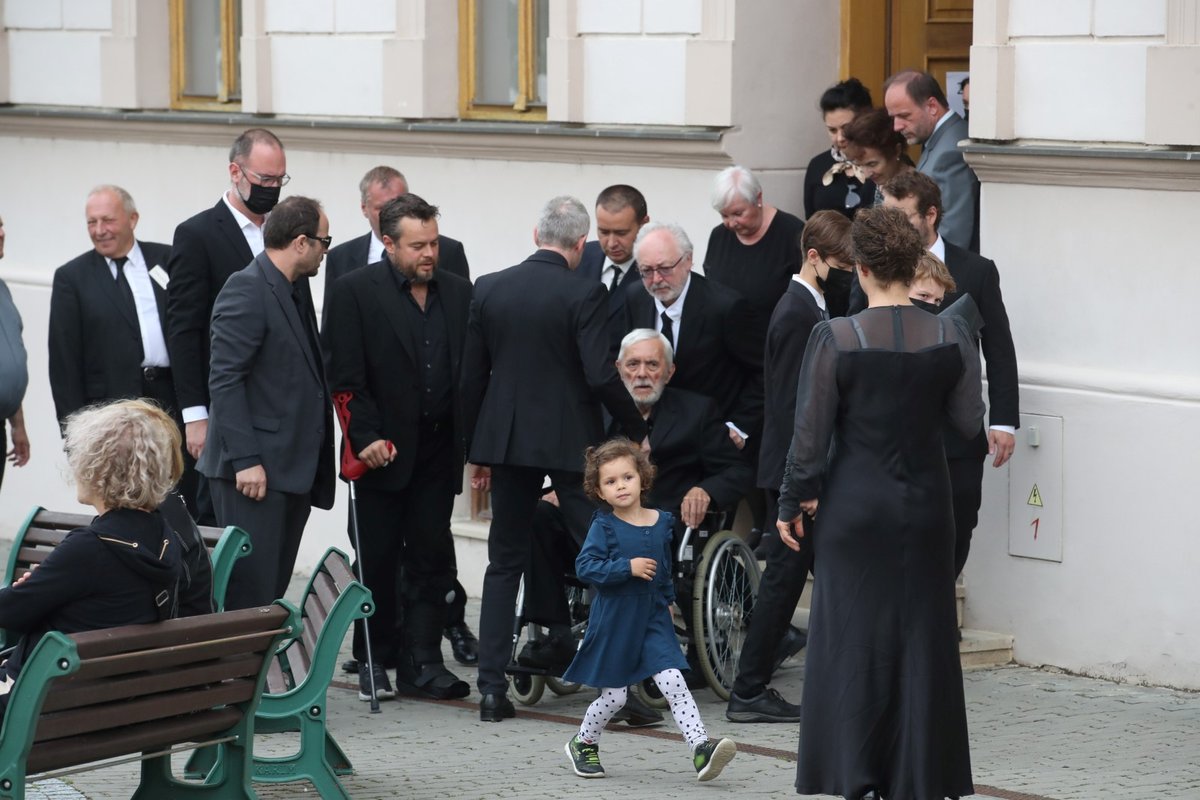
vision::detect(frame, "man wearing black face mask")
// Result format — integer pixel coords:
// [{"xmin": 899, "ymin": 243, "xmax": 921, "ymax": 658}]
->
[
  {"xmin": 725, "ymin": 210, "xmax": 854, "ymax": 724},
  {"xmin": 166, "ymin": 128, "xmax": 289, "ymax": 524}
]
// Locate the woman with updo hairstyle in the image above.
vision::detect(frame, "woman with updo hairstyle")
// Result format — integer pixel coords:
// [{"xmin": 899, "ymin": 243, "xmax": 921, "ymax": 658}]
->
[
  {"xmin": 803, "ymin": 77, "xmax": 875, "ymax": 219},
  {"xmin": 841, "ymin": 108, "xmax": 913, "ymax": 207},
  {"xmin": 0, "ymin": 399, "xmax": 183, "ymax": 704},
  {"xmin": 775, "ymin": 205, "xmax": 984, "ymax": 800}
]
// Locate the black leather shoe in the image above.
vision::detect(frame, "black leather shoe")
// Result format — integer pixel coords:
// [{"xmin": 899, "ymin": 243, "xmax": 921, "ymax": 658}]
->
[
  {"xmin": 444, "ymin": 623, "xmax": 479, "ymax": 666},
  {"xmin": 395, "ymin": 661, "xmax": 471, "ymax": 700},
  {"xmin": 772, "ymin": 625, "xmax": 807, "ymax": 672},
  {"xmin": 725, "ymin": 687, "xmax": 802, "ymax": 723},
  {"xmin": 516, "ymin": 635, "xmax": 576, "ymax": 673},
  {"xmin": 610, "ymin": 687, "xmax": 664, "ymax": 727},
  {"xmin": 479, "ymin": 692, "xmax": 516, "ymax": 722}
]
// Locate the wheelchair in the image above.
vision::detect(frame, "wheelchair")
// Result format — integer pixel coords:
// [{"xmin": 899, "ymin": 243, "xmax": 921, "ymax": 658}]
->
[{"xmin": 504, "ymin": 515, "xmax": 761, "ymax": 704}]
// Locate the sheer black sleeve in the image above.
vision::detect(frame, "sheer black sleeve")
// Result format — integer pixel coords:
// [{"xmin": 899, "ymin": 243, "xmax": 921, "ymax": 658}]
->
[{"xmin": 777, "ymin": 321, "xmax": 839, "ymax": 521}]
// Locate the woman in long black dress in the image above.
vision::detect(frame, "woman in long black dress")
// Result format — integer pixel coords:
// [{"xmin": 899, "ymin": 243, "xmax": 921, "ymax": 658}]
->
[
  {"xmin": 777, "ymin": 206, "xmax": 984, "ymax": 800},
  {"xmin": 803, "ymin": 78, "xmax": 875, "ymax": 220}
]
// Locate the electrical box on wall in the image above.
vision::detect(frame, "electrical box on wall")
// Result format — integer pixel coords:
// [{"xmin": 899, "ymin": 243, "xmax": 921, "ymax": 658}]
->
[{"xmin": 1008, "ymin": 413, "xmax": 1064, "ymax": 562}]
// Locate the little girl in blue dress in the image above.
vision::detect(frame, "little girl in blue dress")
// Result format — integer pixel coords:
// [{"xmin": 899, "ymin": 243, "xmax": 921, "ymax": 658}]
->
[{"xmin": 562, "ymin": 438, "xmax": 736, "ymax": 782}]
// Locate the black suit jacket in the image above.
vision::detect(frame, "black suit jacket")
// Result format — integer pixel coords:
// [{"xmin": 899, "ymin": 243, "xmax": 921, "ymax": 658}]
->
[
  {"xmin": 758, "ymin": 280, "xmax": 827, "ymax": 490},
  {"xmin": 196, "ymin": 252, "xmax": 335, "ymax": 508},
  {"xmin": 324, "ymin": 261, "xmax": 472, "ymax": 492},
  {"xmin": 607, "ymin": 387, "xmax": 752, "ymax": 516},
  {"xmin": 320, "ymin": 231, "xmax": 470, "ymax": 330},
  {"xmin": 941, "ymin": 240, "xmax": 1019, "ymax": 458},
  {"xmin": 166, "ymin": 199, "xmax": 256, "ymax": 412},
  {"xmin": 622, "ymin": 273, "xmax": 764, "ymax": 440},
  {"xmin": 48, "ymin": 241, "xmax": 173, "ymax": 425},
  {"xmin": 462, "ymin": 249, "xmax": 647, "ymax": 471},
  {"xmin": 577, "ymin": 240, "xmax": 641, "ymax": 352}
]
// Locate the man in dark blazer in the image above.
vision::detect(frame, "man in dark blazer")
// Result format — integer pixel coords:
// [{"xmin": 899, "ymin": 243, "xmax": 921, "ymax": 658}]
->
[
  {"xmin": 727, "ymin": 210, "xmax": 855, "ymax": 724},
  {"xmin": 461, "ymin": 195, "xmax": 648, "ymax": 722},
  {"xmin": 197, "ymin": 196, "xmax": 335, "ymax": 611},
  {"xmin": 318, "ymin": 165, "xmax": 477, "ymax": 666},
  {"xmin": 575, "ymin": 184, "xmax": 648, "ymax": 351},
  {"xmin": 881, "ymin": 171, "xmax": 1019, "ymax": 576},
  {"xmin": 324, "ymin": 194, "xmax": 472, "ymax": 702},
  {"xmin": 622, "ymin": 222, "xmax": 764, "ymax": 449},
  {"xmin": 48, "ymin": 185, "xmax": 197, "ymax": 508},
  {"xmin": 167, "ymin": 128, "xmax": 291, "ymax": 525},
  {"xmin": 320, "ymin": 165, "xmax": 470, "ymax": 330},
  {"xmin": 885, "ymin": 70, "xmax": 979, "ymax": 252}
]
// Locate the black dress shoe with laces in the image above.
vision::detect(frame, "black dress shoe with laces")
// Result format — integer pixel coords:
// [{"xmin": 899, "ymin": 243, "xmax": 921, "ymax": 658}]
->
[
  {"xmin": 444, "ymin": 623, "xmax": 479, "ymax": 666},
  {"xmin": 479, "ymin": 692, "xmax": 516, "ymax": 722},
  {"xmin": 725, "ymin": 687, "xmax": 802, "ymax": 723},
  {"xmin": 610, "ymin": 688, "xmax": 664, "ymax": 727}
]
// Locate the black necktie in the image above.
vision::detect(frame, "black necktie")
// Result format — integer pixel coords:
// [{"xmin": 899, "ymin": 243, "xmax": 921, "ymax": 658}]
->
[
  {"xmin": 660, "ymin": 311, "xmax": 674, "ymax": 348},
  {"xmin": 113, "ymin": 256, "xmax": 140, "ymax": 328},
  {"xmin": 608, "ymin": 265, "xmax": 622, "ymax": 292}
]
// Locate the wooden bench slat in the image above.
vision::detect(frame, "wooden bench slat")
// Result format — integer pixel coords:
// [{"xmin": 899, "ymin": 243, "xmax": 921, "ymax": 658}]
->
[
  {"xmin": 42, "ymin": 654, "xmax": 263, "ymax": 713},
  {"xmin": 27, "ymin": 511, "xmax": 92, "ymax": 530},
  {"xmin": 265, "ymin": 655, "xmax": 290, "ymax": 694},
  {"xmin": 71, "ymin": 606, "xmax": 289, "ymax": 658},
  {"xmin": 312, "ymin": 570, "xmax": 340, "ymax": 619},
  {"xmin": 13, "ymin": 548, "xmax": 53, "ymax": 568},
  {"xmin": 35, "ymin": 679, "xmax": 258, "ymax": 742},
  {"xmin": 67, "ymin": 629, "xmax": 283, "ymax": 681},
  {"xmin": 323, "ymin": 550, "xmax": 357, "ymax": 592},
  {"xmin": 17, "ymin": 528, "xmax": 71, "ymax": 546},
  {"xmin": 27, "ymin": 707, "xmax": 243, "ymax": 775}
]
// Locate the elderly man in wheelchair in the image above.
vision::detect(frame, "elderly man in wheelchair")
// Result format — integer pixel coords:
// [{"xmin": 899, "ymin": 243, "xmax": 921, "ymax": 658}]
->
[{"xmin": 510, "ymin": 329, "xmax": 796, "ymax": 714}]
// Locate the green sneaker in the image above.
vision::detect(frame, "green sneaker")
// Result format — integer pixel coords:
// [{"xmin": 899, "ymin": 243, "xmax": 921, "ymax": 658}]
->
[
  {"xmin": 565, "ymin": 735, "xmax": 606, "ymax": 778},
  {"xmin": 693, "ymin": 737, "xmax": 736, "ymax": 782}
]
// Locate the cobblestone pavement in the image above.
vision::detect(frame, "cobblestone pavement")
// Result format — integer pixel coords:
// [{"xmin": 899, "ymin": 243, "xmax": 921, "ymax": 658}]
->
[{"xmin": 22, "ymin": 593, "xmax": 1200, "ymax": 799}]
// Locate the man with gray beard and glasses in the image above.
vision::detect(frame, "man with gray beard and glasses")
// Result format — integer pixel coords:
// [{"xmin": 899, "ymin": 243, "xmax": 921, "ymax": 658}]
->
[{"xmin": 519, "ymin": 329, "xmax": 753, "ymax": 683}]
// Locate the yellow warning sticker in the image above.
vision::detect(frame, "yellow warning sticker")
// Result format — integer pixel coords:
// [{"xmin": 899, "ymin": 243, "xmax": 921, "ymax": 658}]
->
[{"xmin": 1027, "ymin": 484, "xmax": 1043, "ymax": 508}]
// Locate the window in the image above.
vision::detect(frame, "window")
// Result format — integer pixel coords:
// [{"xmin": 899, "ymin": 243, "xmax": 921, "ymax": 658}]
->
[
  {"xmin": 459, "ymin": 0, "xmax": 549, "ymax": 120},
  {"xmin": 170, "ymin": 0, "xmax": 242, "ymax": 110}
]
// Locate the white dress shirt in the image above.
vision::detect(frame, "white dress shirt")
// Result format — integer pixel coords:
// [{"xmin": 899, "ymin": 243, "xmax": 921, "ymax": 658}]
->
[
  {"xmin": 792, "ymin": 274, "xmax": 827, "ymax": 312},
  {"xmin": 601, "ymin": 257, "xmax": 634, "ymax": 291},
  {"xmin": 653, "ymin": 273, "xmax": 691, "ymax": 348},
  {"xmin": 368, "ymin": 232, "xmax": 386, "ymax": 266},
  {"xmin": 107, "ymin": 241, "xmax": 170, "ymax": 368}
]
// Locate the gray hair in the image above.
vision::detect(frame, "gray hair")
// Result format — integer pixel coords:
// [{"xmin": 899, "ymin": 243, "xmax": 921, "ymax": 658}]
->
[
  {"xmin": 88, "ymin": 184, "xmax": 137, "ymax": 215},
  {"xmin": 633, "ymin": 221, "xmax": 693, "ymax": 263},
  {"xmin": 535, "ymin": 195, "xmax": 590, "ymax": 249},
  {"xmin": 710, "ymin": 165, "xmax": 762, "ymax": 211},
  {"xmin": 359, "ymin": 165, "xmax": 407, "ymax": 203},
  {"xmin": 618, "ymin": 328, "xmax": 674, "ymax": 372}
]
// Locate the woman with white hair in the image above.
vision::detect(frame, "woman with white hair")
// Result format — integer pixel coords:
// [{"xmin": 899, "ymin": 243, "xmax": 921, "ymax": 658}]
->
[
  {"xmin": 704, "ymin": 166, "xmax": 807, "ymax": 347},
  {"xmin": 0, "ymin": 399, "xmax": 183, "ymax": 704}
]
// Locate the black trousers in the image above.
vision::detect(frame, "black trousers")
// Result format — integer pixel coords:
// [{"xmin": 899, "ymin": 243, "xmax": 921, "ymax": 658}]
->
[
  {"xmin": 349, "ymin": 425, "xmax": 457, "ymax": 667},
  {"xmin": 732, "ymin": 489, "xmax": 813, "ymax": 697},
  {"xmin": 139, "ymin": 369, "xmax": 210, "ymax": 525},
  {"xmin": 476, "ymin": 465, "xmax": 594, "ymax": 694},
  {"xmin": 211, "ymin": 479, "xmax": 311, "ymax": 610},
  {"xmin": 524, "ymin": 499, "xmax": 587, "ymax": 627},
  {"xmin": 948, "ymin": 456, "xmax": 985, "ymax": 577}
]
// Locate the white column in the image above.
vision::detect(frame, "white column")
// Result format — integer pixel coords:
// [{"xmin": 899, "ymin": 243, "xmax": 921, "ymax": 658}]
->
[
  {"xmin": 970, "ymin": 0, "xmax": 1015, "ymax": 140},
  {"xmin": 241, "ymin": 0, "xmax": 273, "ymax": 113},
  {"xmin": 1146, "ymin": 0, "xmax": 1200, "ymax": 144}
]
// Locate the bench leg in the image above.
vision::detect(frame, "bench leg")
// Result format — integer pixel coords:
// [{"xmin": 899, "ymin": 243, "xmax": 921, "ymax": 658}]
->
[
  {"xmin": 136, "ymin": 750, "xmax": 257, "ymax": 799},
  {"xmin": 184, "ymin": 743, "xmax": 220, "ymax": 780}
]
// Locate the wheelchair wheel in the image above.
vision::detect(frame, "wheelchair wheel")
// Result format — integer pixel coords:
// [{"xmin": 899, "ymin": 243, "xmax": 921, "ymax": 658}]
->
[
  {"xmin": 546, "ymin": 676, "xmax": 582, "ymax": 696},
  {"xmin": 510, "ymin": 671, "xmax": 545, "ymax": 706},
  {"xmin": 636, "ymin": 677, "xmax": 669, "ymax": 709},
  {"xmin": 692, "ymin": 530, "xmax": 761, "ymax": 700}
]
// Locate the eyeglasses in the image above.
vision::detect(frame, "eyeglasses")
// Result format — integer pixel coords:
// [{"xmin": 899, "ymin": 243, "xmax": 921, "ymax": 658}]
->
[
  {"xmin": 639, "ymin": 255, "xmax": 685, "ymax": 279},
  {"xmin": 239, "ymin": 165, "xmax": 291, "ymax": 187},
  {"xmin": 307, "ymin": 235, "xmax": 333, "ymax": 249}
]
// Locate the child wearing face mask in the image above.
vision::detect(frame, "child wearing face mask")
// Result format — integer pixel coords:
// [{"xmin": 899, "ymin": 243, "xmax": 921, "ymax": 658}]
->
[{"xmin": 561, "ymin": 439, "xmax": 736, "ymax": 783}]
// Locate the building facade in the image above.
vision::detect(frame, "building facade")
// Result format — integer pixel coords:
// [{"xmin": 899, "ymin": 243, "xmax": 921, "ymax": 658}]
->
[{"xmin": 0, "ymin": 0, "xmax": 1197, "ymax": 688}]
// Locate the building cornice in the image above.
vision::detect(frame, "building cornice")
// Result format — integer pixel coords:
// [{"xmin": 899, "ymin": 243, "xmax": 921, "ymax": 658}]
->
[
  {"xmin": 963, "ymin": 141, "xmax": 1200, "ymax": 191},
  {"xmin": 0, "ymin": 106, "xmax": 733, "ymax": 170}
]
